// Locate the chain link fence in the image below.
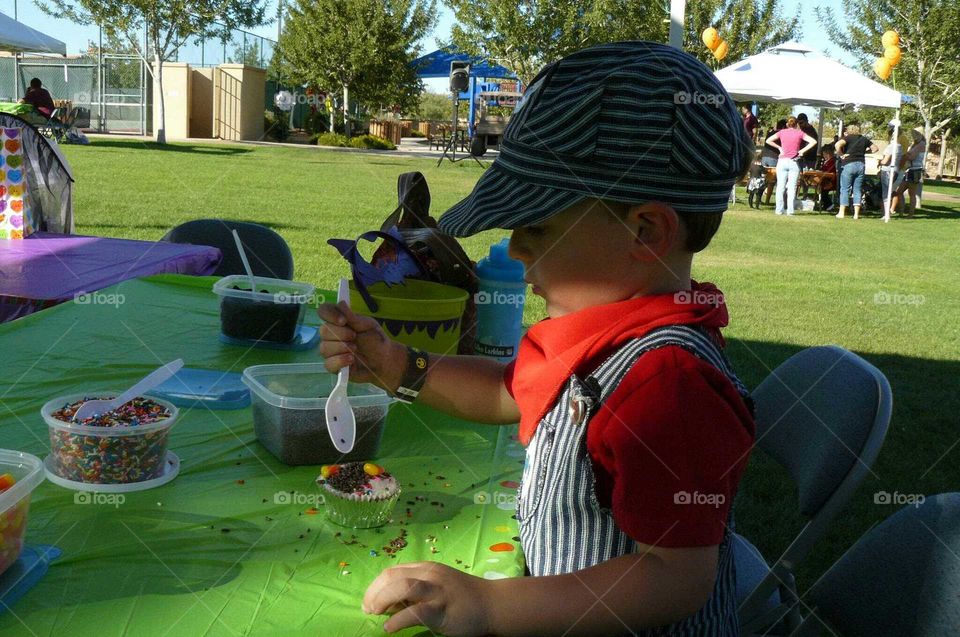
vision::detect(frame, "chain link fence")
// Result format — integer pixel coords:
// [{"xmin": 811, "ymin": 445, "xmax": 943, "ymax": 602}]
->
[{"xmin": 0, "ymin": 10, "xmax": 275, "ymax": 135}]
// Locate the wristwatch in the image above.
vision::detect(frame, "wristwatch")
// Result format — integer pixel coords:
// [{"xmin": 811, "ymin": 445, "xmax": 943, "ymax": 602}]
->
[{"xmin": 394, "ymin": 346, "xmax": 429, "ymax": 403}]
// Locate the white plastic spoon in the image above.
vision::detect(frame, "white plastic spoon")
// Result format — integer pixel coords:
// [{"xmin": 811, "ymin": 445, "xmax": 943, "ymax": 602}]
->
[
  {"xmin": 324, "ymin": 278, "xmax": 356, "ymax": 453},
  {"xmin": 231, "ymin": 229, "xmax": 258, "ymax": 293},
  {"xmin": 72, "ymin": 359, "xmax": 185, "ymax": 422}
]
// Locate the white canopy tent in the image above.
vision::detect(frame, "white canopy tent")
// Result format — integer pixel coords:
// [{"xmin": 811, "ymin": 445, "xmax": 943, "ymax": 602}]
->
[
  {"xmin": 715, "ymin": 42, "xmax": 904, "ymax": 220},
  {"xmin": 0, "ymin": 11, "xmax": 66, "ymax": 55},
  {"xmin": 715, "ymin": 41, "xmax": 901, "ymax": 109}
]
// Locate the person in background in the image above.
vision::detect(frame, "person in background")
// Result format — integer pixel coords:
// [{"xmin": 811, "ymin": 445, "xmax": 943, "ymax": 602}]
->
[
  {"xmin": 747, "ymin": 153, "xmax": 766, "ymax": 209},
  {"xmin": 765, "ymin": 117, "xmax": 817, "ymax": 215},
  {"xmin": 796, "ymin": 113, "xmax": 819, "ymax": 170},
  {"xmin": 891, "ymin": 128, "xmax": 927, "ymax": 217},
  {"xmin": 818, "ymin": 145, "xmax": 838, "ymax": 211},
  {"xmin": 834, "ymin": 123, "xmax": 878, "ymax": 220},
  {"xmin": 741, "ymin": 105, "xmax": 758, "ymax": 142},
  {"xmin": 20, "ymin": 78, "xmax": 55, "ymax": 119},
  {"xmin": 878, "ymin": 126, "xmax": 910, "ymax": 214},
  {"xmin": 759, "ymin": 119, "xmax": 786, "ymax": 205}
]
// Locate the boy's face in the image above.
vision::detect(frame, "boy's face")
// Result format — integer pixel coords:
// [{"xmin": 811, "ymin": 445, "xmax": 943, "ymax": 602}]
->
[{"xmin": 508, "ymin": 199, "xmax": 669, "ymax": 318}]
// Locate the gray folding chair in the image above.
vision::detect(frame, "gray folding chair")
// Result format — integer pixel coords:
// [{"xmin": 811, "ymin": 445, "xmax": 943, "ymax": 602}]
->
[
  {"xmin": 795, "ymin": 493, "xmax": 960, "ymax": 636},
  {"xmin": 737, "ymin": 345, "xmax": 893, "ymax": 634},
  {"xmin": 162, "ymin": 219, "xmax": 294, "ymax": 280}
]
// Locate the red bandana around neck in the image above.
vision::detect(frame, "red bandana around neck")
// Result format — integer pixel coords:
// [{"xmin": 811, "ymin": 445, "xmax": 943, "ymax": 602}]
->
[{"xmin": 506, "ymin": 281, "xmax": 730, "ymax": 445}]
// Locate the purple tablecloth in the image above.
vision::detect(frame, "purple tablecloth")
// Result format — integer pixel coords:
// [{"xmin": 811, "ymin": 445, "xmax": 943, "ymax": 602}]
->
[{"xmin": 0, "ymin": 232, "xmax": 222, "ymax": 322}]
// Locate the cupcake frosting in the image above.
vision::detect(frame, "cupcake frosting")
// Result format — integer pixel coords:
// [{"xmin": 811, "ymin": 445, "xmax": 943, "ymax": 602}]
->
[{"xmin": 317, "ymin": 462, "xmax": 398, "ymax": 501}]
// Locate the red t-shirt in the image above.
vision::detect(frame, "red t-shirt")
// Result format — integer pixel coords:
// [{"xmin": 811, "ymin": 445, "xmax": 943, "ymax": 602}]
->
[
  {"xmin": 503, "ymin": 287, "xmax": 755, "ymax": 548},
  {"xmin": 584, "ymin": 346, "xmax": 754, "ymax": 547}
]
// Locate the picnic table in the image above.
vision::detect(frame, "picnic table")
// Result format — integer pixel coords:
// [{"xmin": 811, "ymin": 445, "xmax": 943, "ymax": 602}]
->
[
  {"xmin": 0, "ymin": 274, "xmax": 524, "ymax": 635},
  {"xmin": 0, "ymin": 232, "xmax": 222, "ymax": 322}
]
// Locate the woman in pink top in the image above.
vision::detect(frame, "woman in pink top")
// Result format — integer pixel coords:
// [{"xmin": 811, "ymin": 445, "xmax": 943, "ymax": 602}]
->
[{"xmin": 765, "ymin": 117, "xmax": 817, "ymax": 215}]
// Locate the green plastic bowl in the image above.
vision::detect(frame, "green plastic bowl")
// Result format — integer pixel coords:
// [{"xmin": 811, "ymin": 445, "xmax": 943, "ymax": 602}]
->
[{"xmin": 350, "ymin": 280, "xmax": 468, "ymax": 354}]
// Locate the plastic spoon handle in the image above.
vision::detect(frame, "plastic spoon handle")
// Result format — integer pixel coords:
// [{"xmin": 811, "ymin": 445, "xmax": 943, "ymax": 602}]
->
[
  {"xmin": 113, "ymin": 359, "xmax": 185, "ymax": 407},
  {"xmin": 324, "ymin": 278, "xmax": 356, "ymax": 453},
  {"xmin": 72, "ymin": 359, "xmax": 184, "ymax": 421},
  {"xmin": 231, "ymin": 229, "xmax": 257, "ymax": 292}
]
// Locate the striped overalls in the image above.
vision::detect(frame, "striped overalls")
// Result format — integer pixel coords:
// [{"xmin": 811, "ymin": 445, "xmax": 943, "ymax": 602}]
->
[{"xmin": 517, "ymin": 326, "xmax": 750, "ymax": 636}]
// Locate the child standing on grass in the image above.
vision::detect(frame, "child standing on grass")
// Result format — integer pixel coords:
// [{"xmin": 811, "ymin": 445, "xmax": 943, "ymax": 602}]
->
[{"xmin": 320, "ymin": 41, "xmax": 755, "ymax": 636}]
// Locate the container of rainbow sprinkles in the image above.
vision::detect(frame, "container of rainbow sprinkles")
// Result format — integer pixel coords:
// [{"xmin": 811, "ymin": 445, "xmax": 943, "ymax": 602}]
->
[{"xmin": 41, "ymin": 393, "xmax": 179, "ymax": 486}]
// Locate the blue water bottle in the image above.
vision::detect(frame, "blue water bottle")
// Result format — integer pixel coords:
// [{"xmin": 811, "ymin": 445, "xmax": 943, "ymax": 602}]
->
[{"xmin": 474, "ymin": 239, "xmax": 526, "ymax": 362}]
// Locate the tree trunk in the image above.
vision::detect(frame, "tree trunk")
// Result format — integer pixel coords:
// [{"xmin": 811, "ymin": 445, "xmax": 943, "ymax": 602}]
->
[
  {"xmin": 343, "ymin": 84, "xmax": 350, "ymax": 138},
  {"xmin": 936, "ymin": 128, "xmax": 950, "ymax": 180},
  {"xmin": 155, "ymin": 52, "xmax": 166, "ymax": 144}
]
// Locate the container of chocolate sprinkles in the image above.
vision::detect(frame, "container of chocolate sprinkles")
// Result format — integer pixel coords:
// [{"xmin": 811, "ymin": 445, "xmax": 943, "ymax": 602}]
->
[{"xmin": 41, "ymin": 393, "xmax": 179, "ymax": 485}]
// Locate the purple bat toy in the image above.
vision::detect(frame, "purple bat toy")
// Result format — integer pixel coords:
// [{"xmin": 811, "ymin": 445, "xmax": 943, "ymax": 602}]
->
[{"xmin": 327, "ymin": 226, "xmax": 423, "ymax": 313}]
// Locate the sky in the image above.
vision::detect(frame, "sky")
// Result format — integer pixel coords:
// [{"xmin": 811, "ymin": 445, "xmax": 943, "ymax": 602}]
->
[{"xmin": 5, "ymin": 0, "xmax": 853, "ymax": 101}]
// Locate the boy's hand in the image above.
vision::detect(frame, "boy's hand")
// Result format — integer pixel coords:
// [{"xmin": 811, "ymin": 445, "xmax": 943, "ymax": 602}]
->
[
  {"xmin": 363, "ymin": 562, "xmax": 492, "ymax": 635},
  {"xmin": 318, "ymin": 302, "xmax": 404, "ymax": 391}
]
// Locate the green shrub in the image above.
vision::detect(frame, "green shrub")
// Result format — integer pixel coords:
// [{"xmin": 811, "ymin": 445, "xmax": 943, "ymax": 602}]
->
[
  {"xmin": 316, "ymin": 132, "xmax": 348, "ymax": 147},
  {"xmin": 347, "ymin": 134, "xmax": 396, "ymax": 150},
  {"xmin": 264, "ymin": 109, "xmax": 291, "ymax": 142},
  {"xmin": 407, "ymin": 129, "xmax": 426, "ymax": 137}
]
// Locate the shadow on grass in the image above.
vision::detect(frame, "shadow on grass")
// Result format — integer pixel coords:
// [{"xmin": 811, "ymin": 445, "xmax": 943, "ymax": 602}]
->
[
  {"xmin": 727, "ymin": 338, "xmax": 960, "ymax": 591},
  {"xmin": 89, "ymin": 139, "xmax": 253, "ymax": 156}
]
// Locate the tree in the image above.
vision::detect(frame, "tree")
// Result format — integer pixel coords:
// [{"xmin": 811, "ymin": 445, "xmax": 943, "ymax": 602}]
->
[
  {"xmin": 85, "ymin": 33, "xmax": 141, "ymax": 96},
  {"xmin": 229, "ymin": 40, "xmax": 265, "ymax": 67},
  {"xmin": 443, "ymin": 0, "xmax": 798, "ymax": 86},
  {"xmin": 817, "ymin": 0, "xmax": 960, "ymax": 143},
  {"xmin": 682, "ymin": 0, "xmax": 800, "ymax": 69},
  {"xmin": 444, "ymin": 0, "xmax": 667, "ymax": 86},
  {"xmin": 36, "ymin": 0, "xmax": 269, "ymax": 143},
  {"xmin": 279, "ymin": 0, "xmax": 436, "ymax": 137}
]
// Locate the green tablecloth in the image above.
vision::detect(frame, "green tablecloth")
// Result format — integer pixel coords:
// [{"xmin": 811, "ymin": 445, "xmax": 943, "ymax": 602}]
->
[
  {"xmin": 0, "ymin": 274, "xmax": 525, "ymax": 636},
  {"xmin": 0, "ymin": 102, "xmax": 34, "ymax": 117}
]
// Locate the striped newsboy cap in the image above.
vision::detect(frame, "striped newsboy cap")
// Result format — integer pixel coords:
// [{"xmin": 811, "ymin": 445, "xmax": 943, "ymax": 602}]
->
[{"xmin": 438, "ymin": 41, "xmax": 753, "ymax": 237}]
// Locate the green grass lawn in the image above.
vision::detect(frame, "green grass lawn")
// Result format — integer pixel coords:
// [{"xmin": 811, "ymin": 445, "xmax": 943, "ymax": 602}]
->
[
  {"xmin": 61, "ymin": 139, "xmax": 960, "ymax": 592},
  {"xmin": 923, "ymin": 178, "xmax": 960, "ymax": 197}
]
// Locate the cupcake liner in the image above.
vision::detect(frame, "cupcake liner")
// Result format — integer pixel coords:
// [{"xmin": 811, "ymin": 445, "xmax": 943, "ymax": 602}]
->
[{"xmin": 322, "ymin": 486, "xmax": 400, "ymax": 529}]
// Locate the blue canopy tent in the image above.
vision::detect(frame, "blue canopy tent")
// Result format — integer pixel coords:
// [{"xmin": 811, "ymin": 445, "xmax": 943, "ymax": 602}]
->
[{"xmin": 412, "ymin": 48, "xmax": 518, "ymax": 138}]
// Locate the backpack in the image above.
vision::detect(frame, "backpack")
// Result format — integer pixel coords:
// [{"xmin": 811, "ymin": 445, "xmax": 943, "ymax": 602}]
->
[{"xmin": 373, "ymin": 172, "xmax": 478, "ymax": 354}]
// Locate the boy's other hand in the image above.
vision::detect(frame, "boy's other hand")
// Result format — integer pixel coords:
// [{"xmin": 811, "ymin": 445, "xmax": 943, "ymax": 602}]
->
[
  {"xmin": 363, "ymin": 562, "xmax": 491, "ymax": 635},
  {"xmin": 318, "ymin": 302, "xmax": 404, "ymax": 391}
]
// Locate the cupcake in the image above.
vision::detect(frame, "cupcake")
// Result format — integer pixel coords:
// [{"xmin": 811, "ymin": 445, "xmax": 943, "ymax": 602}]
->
[{"xmin": 316, "ymin": 462, "xmax": 400, "ymax": 528}]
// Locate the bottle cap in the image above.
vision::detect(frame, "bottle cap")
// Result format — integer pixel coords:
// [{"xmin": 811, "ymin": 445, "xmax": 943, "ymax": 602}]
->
[{"xmin": 477, "ymin": 239, "xmax": 525, "ymax": 282}]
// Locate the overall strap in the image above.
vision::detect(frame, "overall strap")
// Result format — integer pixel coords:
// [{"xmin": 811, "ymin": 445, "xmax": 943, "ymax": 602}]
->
[{"xmin": 571, "ymin": 325, "xmax": 752, "ymax": 420}]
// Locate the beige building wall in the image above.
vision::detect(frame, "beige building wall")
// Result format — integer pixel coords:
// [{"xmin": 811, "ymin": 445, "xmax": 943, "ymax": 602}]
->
[
  {"xmin": 190, "ymin": 67, "xmax": 214, "ymax": 139},
  {"xmin": 152, "ymin": 62, "xmax": 192, "ymax": 140},
  {"xmin": 213, "ymin": 64, "xmax": 265, "ymax": 141}
]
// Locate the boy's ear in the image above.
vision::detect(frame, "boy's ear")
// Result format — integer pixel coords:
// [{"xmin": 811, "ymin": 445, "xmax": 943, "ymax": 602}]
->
[{"xmin": 623, "ymin": 202, "xmax": 682, "ymax": 261}]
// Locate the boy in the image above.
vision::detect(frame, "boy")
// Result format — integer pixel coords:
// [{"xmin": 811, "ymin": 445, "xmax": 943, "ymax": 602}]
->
[
  {"xmin": 320, "ymin": 42, "xmax": 755, "ymax": 636},
  {"xmin": 747, "ymin": 153, "xmax": 765, "ymax": 209}
]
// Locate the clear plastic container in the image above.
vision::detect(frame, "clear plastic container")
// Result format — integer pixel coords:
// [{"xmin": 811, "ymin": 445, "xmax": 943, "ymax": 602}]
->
[
  {"xmin": 41, "ymin": 393, "xmax": 179, "ymax": 485},
  {"xmin": 242, "ymin": 363, "xmax": 394, "ymax": 466},
  {"xmin": 0, "ymin": 450, "xmax": 44, "ymax": 577},
  {"xmin": 213, "ymin": 275, "xmax": 317, "ymax": 344}
]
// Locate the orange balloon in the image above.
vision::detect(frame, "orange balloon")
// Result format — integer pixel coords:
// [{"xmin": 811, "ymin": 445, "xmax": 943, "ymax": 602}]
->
[
  {"xmin": 884, "ymin": 45, "xmax": 902, "ymax": 66},
  {"xmin": 701, "ymin": 27, "xmax": 720, "ymax": 51},
  {"xmin": 713, "ymin": 40, "xmax": 729, "ymax": 61},
  {"xmin": 874, "ymin": 57, "xmax": 892, "ymax": 80},
  {"xmin": 881, "ymin": 30, "xmax": 900, "ymax": 48}
]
